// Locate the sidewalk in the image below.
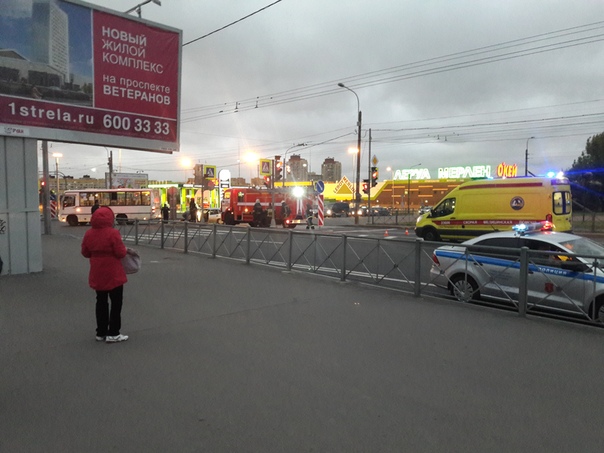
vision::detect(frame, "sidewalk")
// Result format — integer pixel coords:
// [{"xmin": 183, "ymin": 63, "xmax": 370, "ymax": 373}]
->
[{"xmin": 2, "ymin": 232, "xmax": 604, "ymax": 452}]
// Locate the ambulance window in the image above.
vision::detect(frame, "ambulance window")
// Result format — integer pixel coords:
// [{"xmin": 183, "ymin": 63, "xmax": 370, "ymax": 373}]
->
[
  {"xmin": 553, "ymin": 191, "xmax": 571, "ymax": 215},
  {"xmin": 237, "ymin": 192, "xmax": 245, "ymax": 202},
  {"xmin": 432, "ymin": 198, "xmax": 455, "ymax": 217}
]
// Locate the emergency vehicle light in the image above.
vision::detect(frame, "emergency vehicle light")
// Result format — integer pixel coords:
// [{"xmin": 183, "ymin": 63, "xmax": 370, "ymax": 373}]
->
[{"xmin": 512, "ymin": 221, "xmax": 553, "ymax": 235}]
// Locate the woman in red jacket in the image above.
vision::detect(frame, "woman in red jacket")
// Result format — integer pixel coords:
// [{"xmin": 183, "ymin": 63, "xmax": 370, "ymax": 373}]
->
[{"xmin": 81, "ymin": 207, "xmax": 129, "ymax": 343}]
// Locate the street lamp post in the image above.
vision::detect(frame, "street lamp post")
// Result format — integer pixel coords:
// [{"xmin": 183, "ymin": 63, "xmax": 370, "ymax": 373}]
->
[
  {"xmin": 125, "ymin": 0, "xmax": 161, "ymax": 17},
  {"xmin": 406, "ymin": 163, "xmax": 421, "ymax": 215},
  {"xmin": 386, "ymin": 166, "xmax": 394, "ymax": 212},
  {"xmin": 525, "ymin": 136, "xmax": 535, "ymax": 176},
  {"xmin": 338, "ymin": 82, "xmax": 362, "ymax": 225},
  {"xmin": 52, "ymin": 153, "xmax": 62, "ymax": 215}
]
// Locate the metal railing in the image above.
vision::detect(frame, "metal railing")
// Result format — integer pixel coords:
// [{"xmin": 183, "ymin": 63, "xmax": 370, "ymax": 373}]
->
[{"xmin": 118, "ymin": 220, "xmax": 604, "ymax": 327}]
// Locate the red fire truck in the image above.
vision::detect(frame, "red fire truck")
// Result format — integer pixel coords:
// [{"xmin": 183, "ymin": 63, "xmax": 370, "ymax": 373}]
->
[{"xmin": 221, "ymin": 188, "xmax": 313, "ymax": 228}]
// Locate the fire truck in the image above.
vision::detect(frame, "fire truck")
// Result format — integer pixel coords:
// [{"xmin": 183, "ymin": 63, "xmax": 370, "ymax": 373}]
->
[{"xmin": 221, "ymin": 187, "xmax": 313, "ymax": 228}]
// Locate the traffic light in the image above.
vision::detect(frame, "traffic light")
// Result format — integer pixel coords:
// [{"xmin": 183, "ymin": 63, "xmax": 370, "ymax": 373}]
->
[
  {"xmin": 362, "ymin": 179, "xmax": 369, "ymax": 194},
  {"xmin": 371, "ymin": 167, "xmax": 378, "ymax": 187},
  {"xmin": 275, "ymin": 160, "xmax": 283, "ymax": 181},
  {"xmin": 264, "ymin": 175, "xmax": 272, "ymax": 188}
]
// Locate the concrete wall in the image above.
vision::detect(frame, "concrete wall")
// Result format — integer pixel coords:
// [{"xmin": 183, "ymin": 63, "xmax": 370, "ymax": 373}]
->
[{"xmin": 0, "ymin": 137, "xmax": 42, "ymax": 274}]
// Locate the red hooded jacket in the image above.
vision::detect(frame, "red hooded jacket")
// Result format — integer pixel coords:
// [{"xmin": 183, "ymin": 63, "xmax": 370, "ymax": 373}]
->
[{"xmin": 81, "ymin": 207, "xmax": 128, "ymax": 291}]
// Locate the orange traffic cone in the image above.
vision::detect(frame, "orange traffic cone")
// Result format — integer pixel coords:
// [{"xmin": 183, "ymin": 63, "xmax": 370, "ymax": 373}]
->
[
  {"xmin": 405, "ymin": 228, "xmax": 409, "ymax": 235},
  {"xmin": 384, "ymin": 229, "xmax": 389, "ymax": 237}
]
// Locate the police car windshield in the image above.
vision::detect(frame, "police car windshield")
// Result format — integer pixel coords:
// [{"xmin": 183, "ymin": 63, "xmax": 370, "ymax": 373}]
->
[{"xmin": 558, "ymin": 237, "xmax": 604, "ymax": 257}]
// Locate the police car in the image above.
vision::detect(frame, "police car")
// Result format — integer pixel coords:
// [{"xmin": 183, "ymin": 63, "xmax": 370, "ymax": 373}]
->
[{"xmin": 430, "ymin": 223, "xmax": 604, "ymax": 321}]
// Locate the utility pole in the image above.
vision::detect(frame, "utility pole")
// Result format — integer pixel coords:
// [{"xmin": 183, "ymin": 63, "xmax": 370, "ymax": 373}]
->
[
  {"xmin": 108, "ymin": 151, "xmax": 113, "ymax": 188},
  {"xmin": 367, "ymin": 129, "xmax": 372, "ymax": 224}
]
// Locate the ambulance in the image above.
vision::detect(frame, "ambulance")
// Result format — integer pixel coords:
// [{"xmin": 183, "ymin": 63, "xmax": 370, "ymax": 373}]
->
[{"xmin": 415, "ymin": 176, "xmax": 572, "ymax": 242}]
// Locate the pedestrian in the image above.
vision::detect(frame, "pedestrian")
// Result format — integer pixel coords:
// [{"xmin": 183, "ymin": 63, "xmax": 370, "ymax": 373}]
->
[
  {"xmin": 91, "ymin": 199, "xmax": 100, "ymax": 214},
  {"xmin": 189, "ymin": 198, "xmax": 197, "ymax": 222},
  {"xmin": 281, "ymin": 200, "xmax": 291, "ymax": 227},
  {"xmin": 305, "ymin": 202, "xmax": 315, "ymax": 229},
  {"xmin": 253, "ymin": 199, "xmax": 263, "ymax": 226},
  {"xmin": 161, "ymin": 203, "xmax": 170, "ymax": 221},
  {"xmin": 81, "ymin": 206, "xmax": 129, "ymax": 343}
]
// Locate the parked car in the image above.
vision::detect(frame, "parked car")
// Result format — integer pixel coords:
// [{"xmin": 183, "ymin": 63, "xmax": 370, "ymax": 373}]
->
[
  {"xmin": 203, "ymin": 208, "xmax": 222, "ymax": 223},
  {"xmin": 326, "ymin": 202, "xmax": 350, "ymax": 217},
  {"xmin": 371, "ymin": 207, "xmax": 390, "ymax": 216},
  {"xmin": 430, "ymin": 223, "xmax": 604, "ymax": 321}
]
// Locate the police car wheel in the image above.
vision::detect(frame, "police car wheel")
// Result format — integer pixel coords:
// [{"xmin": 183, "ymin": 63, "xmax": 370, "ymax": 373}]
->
[
  {"xmin": 450, "ymin": 274, "xmax": 480, "ymax": 303},
  {"xmin": 590, "ymin": 298, "xmax": 604, "ymax": 322}
]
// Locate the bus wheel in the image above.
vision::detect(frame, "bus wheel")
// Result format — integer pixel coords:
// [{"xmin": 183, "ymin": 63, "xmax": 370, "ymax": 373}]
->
[
  {"xmin": 423, "ymin": 228, "xmax": 440, "ymax": 242},
  {"xmin": 116, "ymin": 215, "xmax": 128, "ymax": 225},
  {"xmin": 67, "ymin": 215, "xmax": 79, "ymax": 227}
]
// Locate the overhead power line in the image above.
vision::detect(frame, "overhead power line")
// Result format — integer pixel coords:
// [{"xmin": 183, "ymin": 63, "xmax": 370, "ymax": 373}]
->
[
  {"xmin": 181, "ymin": 20, "xmax": 604, "ymax": 122},
  {"xmin": 182, "ymin": 0, "xmax": 283, "ymax": 47}
]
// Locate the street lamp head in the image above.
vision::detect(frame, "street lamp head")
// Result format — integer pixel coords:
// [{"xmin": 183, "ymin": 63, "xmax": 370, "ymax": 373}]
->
[{"xmin": 337, "ymin": 82, "xmax": 345, "ymax": 88}]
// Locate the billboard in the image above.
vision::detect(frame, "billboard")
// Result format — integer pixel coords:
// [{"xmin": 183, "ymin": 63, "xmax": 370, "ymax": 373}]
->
[
  {"xmin": 105, "ymin": 172, "xmax": 148, "ymax": 188},
  {"xmin": 0, "ymin": 0, "xmax": 181, "ymax": 153}
]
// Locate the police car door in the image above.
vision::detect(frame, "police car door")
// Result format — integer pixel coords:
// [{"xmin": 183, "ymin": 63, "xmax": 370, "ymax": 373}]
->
[{"xmin": 522, "ymin": 238, "xmax": 586, "ymax": 316}]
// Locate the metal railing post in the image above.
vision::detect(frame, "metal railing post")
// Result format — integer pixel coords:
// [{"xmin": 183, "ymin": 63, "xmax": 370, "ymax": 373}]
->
[
  {"xmin": 212, "ymin": 223, "xmax": 217, "ymax": 258},
  {"xmin": 287, "ymin": 230, "xmax": 293, "ymax": 271},
  {"xmin": 184, "ymin": 221, "xmax": 189, "ymax": 254},
  {"xmin": 518, "ymin": 246, "xmax": 529, "ymax": 316},
  {"xmin": 160, "ymin": 220, "xmax": 165, "ymax": 249},
  {"xmin": 414, "ymin": 239, "xmax": 422, "ymax": 296},
  {"xmin": 341, "ymin": 235, "xmax": 347, "ymax": 281},
  {"xmin": 134, "ymin": 219, "xmax": 139, "ymax": 245},
  {"xmin": 246, "ymin": 226, "xmax": 251, "ymax": 264}
]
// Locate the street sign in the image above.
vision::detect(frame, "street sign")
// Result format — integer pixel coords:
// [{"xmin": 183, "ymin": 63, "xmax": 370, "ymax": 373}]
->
[
  {"xmin": 314, "ymin": 180, "xmax": 325, "ymax": 194},
  {"xmin": 372, "ymin": 155, "xmax": 378, "ymax": 166},
  {"xmin": 204, "ymin": 165, "xmax": 216, "ymax": 178},
  {"xmin": 260, "ymin": 159, "xmax": 272, "ymax": 176}
]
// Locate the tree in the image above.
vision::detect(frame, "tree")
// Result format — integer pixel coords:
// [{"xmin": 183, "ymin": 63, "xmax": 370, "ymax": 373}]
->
[{"xmin": 567, "ymin": 131, "xmax": 604, "ymax": 211}]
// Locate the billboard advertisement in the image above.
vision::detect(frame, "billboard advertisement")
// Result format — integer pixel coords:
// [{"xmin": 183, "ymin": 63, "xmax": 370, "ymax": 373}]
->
[
  {"xmin": 105, "ymin": 172, "xmax": 149, "ymax": 188},
  {"xmin": 0, "ymin": 0, "xmax": 181, "ymax": 153}
]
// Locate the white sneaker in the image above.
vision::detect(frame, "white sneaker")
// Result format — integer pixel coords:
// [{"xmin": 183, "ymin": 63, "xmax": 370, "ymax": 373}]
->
[
  {"xmin": 95, "ymin": 336, "xmax": 106, "ymax": 342},
  {"xmin": 105, "ymin": 334, "xmax": 129, "ymax": 343}
]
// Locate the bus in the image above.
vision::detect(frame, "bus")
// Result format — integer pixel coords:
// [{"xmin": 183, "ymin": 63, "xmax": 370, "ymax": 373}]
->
[{"xmin": 59, "ymin": 188, "xmax": 161, "ymax": 226}]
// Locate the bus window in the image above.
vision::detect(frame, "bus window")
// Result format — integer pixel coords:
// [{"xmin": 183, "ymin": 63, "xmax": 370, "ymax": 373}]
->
[{"xmin": 63, "ymin": 195, "xmax": 75, "ymax": 208}]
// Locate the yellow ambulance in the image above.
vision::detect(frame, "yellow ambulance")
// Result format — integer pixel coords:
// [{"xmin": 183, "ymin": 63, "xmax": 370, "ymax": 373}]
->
[{"xmin": 415, "ymin": 176, "xmax": 572, "ymax": 241}]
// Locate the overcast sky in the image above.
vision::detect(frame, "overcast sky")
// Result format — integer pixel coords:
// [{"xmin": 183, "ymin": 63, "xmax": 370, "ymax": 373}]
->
[{"xmin": 42, "ymin": 0, "xmax": 604, "ymax": 182}]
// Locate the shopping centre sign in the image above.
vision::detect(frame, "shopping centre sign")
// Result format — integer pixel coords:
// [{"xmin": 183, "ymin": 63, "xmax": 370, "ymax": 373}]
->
[
  {"xmin": 0, "ymin": 0, "xmax": 181, "ymax": 153},
  {"xmin": 393, "ymin": 163, "xmax": 515, "ymax": 180}
]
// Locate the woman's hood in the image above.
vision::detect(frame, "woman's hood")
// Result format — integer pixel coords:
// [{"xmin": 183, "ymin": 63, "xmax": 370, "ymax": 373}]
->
[{"xmin": 90, "ymin": 206, "xmax": 115, "ymax": 228}]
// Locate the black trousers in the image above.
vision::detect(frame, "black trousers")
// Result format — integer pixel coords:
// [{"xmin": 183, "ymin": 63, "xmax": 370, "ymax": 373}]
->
[{"xmin": 95, "ymin": 285, "xmax": 123, "ymax": 337}]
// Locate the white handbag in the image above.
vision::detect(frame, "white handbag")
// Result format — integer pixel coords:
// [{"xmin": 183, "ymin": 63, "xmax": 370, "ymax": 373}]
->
[{"xmin": 121, "ymin": 248, "xmax": 141, "ymax": 274}]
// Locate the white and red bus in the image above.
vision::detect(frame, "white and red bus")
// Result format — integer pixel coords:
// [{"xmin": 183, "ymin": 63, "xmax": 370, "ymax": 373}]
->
[{"xmin": 59, "ymin": 188, "xmax": 161, "ymax": 226}]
